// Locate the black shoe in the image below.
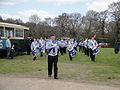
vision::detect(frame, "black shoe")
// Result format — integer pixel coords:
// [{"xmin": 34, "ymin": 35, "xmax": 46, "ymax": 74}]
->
[
  {"xmin": 40, "ymin": 55, "xmax": 43, "ymax": 57},
  {"xmin": 54, "ymin": 77, "xmax": 58, "ymax": 79},
  {"xmin": 33, "ymin": 57, "xmax": 36, "ymax": 61}
]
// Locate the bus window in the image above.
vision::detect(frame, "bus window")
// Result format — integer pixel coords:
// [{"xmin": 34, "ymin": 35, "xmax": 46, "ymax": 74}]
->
[
  {"xmin": 5, "ymin": 27, "xmax": 14, "ymax": 37},
  {"xmin": 16, "ymin": 29, "xmax": 23, "ymax": 37}
]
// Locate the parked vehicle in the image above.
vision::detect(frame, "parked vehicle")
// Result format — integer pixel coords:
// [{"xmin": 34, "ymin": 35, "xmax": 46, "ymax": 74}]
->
[
  {"xmin": 98, "ymin": 43, "xmax": 109, "ymax": 47},
  {"xmin": 0, "ymin": 22, "xmax": 29, "ymax": 58}
]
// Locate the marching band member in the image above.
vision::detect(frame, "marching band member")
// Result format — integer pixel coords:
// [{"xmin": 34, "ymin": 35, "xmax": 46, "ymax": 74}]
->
[
  {"xmin": 38, "ymin": 37, "xmax": 46, "ymax": 57},
  {"xmin": 59, "ymin": 40, "xmax": 65, "ymax": 55},
  {"xmin": 46, "ymin": 34, "xmax": 60, "ymax": 79},
  {"xmin": 31, "ymin": 38, "xmax": 40, "ymax": 61},
  {"xmin": 81, "ymin": 41, "xmax": 84, "ymax": 53},
  {"xmin": 67, "ymin": 38, "xmax": 76, "ymax": 61},
  {"xmin": 82, "ymin": 40, "xmax": 86, "ymax": 54},
  {"xmin": 88, "ymin": 35, "xmax": 99, "ymax": 62},
  {"xmin": 79, "ymin": 38, "xmax": 83, "ymax": 52},
  {"xmin": 84, "ymin": 38, "xmax": 90, "ymax": 56},
  {"xmin": 73, "ymin": 39, "xmax": 78, "ymax": 51},
  {"xmin": 63, "ymin": 39, "xmax": 67, "ymax": 54},
  {"xmin": 79, "ymin": 41, "xmax": 82, "ymax": 52}
]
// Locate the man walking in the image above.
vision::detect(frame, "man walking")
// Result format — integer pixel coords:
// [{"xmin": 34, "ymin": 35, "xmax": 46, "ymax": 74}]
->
[{"xmin": 46, "ymin": 34, "xmax": 59, "ymax": 79}]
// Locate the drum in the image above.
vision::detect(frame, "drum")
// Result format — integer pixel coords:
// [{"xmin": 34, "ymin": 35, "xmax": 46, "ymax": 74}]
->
[
  {"xmin": 40, "ymin": 46, "xmax": 45, "ymax": 51},
  {"xmin": 92, "ymin": 47, "xmax": 99, "ymax": 55},
  {"xmin": 70, "ymin": 48, "xmax": 76, "ymax": 55},
  {"xmin": 33, "ymin": 49, "xmax": 39, "ymax": 54}
]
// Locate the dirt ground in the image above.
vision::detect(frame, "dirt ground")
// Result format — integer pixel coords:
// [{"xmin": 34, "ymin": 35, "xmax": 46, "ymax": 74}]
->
[
  {"xmin": 0, "ymin": 63, "xmax": 120, "ymax": 90},
  {"xmin": 0, "ymin": 76, "xmax": 120, "ymax": 90}
]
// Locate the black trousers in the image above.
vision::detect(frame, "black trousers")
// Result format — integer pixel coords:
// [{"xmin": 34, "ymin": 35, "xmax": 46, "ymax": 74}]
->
[
  {"xmin": 69, "ymin": 51, "xmax": 72, "ymax": 61},
  {"xmin": 74, "ymin": 46, "xmax": 77, "ymax": 51},
  {"xmin": 114, "ymin": 49, "xmax": 119, "ymax": 54},
  {"xmin": 84, "ymin": 48, "xmax": 87, "ymax": 55},
  {"xmin": 86, "ymin": 48, "xmax": 89, "ymax": 56},
  {"xmin": 60, "ymin": 47, "xmax": 64, "ymax": 55},
  {"xmin": 10, "ymin": 50, "xmax": 14, "ymax": 59},
  {"xmin": 40, "ymin": 52, "xmax": 43, "ymax": 57},
  {"xmin": 90, "ymin": 49, "xmax": 95, "ymax": 61},
  {"xmin": 63, "ymin": 47, "xmax": 67, "ymax": 54},
  {"xmin": 48, "ymin": 55, "xmax": 58, "ymax": 78}
]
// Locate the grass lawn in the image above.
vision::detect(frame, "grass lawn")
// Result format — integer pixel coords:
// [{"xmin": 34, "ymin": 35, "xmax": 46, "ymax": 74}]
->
[{"xmin": 0, "ymin": 48, "xmax": 120, "ymax": 84}]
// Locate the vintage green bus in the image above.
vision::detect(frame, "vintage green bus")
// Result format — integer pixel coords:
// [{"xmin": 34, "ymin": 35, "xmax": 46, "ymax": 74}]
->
[{"xmin": 0, "ymin": 22, "xmax": 29, "ymax": 58}]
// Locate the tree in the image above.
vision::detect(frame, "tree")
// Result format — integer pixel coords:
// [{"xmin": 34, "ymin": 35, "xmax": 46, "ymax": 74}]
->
[
  {"xmin": 68, "ymin": 13, "xmax": 82, "ymax": 38},
  {"xmin": 15, "ymin": 19, "xmax": 24, "ymax": 24},
  {"xmin": 6, "ymin": 18, "xmax": 15, "ymax": 23},
  {"xmin": 96, "ymin": 10, "xmax": 108, "ymax": 38},
  {"xmin": 55, "ymin": 13, "xmax": 70, "ymax": 37},
  {"xmin": 44, "ymin": 17, "xmax": 55, "ymax": 26},
  {"xmin": 83, "ymin": 10, "xmax": 98, "ymax": 38},
  {"xmin": 0, "ymin": 16, "xmax": 3, "ymax": 22},
  {"xmin": 109, "ymin": 1, "xmax": 120, "ymax": 41},
  {"xmin": 29, "ymin": 15, "xmax": 41, "ymax": 24}
]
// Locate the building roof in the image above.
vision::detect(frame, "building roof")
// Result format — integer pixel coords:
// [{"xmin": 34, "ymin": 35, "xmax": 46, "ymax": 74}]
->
[{"xmin": 0, "ymin": 22, "xmax": 29, "ymax": 30}]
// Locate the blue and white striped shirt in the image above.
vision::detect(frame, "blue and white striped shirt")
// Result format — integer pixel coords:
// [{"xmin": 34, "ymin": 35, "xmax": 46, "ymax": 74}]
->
[{"xmin": 46, "ymin": 40, "xmax": 60, "ymax": 56}]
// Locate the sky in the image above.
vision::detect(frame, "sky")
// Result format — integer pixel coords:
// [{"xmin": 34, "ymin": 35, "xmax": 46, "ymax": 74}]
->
[{"xmin": 0, "ymin": 0, "xmax": 119, "ymax": 22}]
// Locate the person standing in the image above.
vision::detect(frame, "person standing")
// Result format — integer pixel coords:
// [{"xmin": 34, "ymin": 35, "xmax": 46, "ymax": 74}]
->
[
  {"xmin": 6, "ymin": 36, "xmax": 11, "ymax": 59},
  {"xmin": 46, "ymin": 34, "xmax": 59, "ymax": 79},
  {"xmin": 114, "ymin": 40, "xmax": 120, "ymax": 54}
]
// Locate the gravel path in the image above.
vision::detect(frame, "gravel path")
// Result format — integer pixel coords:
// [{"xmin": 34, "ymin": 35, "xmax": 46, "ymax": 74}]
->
[{"xmin": 0, "ymin": 77, "xmax": 119, "ymax": 90}]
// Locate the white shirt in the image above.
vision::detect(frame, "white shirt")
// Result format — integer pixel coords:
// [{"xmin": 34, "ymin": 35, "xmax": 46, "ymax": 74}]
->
[
  {"xmin": 31, "ymin": 41, "xmax": 39, "ymax": 51},
  {"xmin": 6, "ymin": 39, "xmax": 11, "ymax": 48},
  {"xmin": 88, "ymin": 39, "xmax": 98, "ymax": 49}
]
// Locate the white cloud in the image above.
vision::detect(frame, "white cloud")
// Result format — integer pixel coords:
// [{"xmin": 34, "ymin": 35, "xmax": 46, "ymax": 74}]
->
[
  {"xmin": 87, "ymin": 0, "xmax": 119, "ymax": 12},
  {"xmin": 0, "ymin": 0, "xmax": 28, "ymax": 5},
  {"xmin": 18, "ymin": 9, "xmax": 56, "ymax": 20},
  {"xmin": 0, "ymin": 13, "xmax": 21, "ymax": 19},
  {"xmin": 0, "ymin": 9, "xmax": 57, "ymax": 22}
]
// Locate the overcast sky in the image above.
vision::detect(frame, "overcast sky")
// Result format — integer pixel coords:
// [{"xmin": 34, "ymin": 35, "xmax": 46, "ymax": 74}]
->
[{"xmin": 0, "ymin": 0, "xmax": 119, "ymax": 22}]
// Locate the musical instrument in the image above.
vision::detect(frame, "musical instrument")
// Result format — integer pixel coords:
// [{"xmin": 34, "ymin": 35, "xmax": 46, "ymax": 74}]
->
[
  {"xmin": 49, "ymin": 43, "xmax": 75, "ymax": 48},
  {"xmin": 92, "ymin": 47, "xmax": 99, "ymax": 55},
  {"xmin": 70, "ymin": 48, "xmax": 76, "ymax": 55},
  {"xmin": 40, "ymin": 46, "xmax": 45, "ymax": 50},
  {"xmin": 33, "ymin": 48, "xmax": 39, "ymax": 54},
  {"xmin": 40, "ymin": 46, "xmax": 46, "ymax": 53}
]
